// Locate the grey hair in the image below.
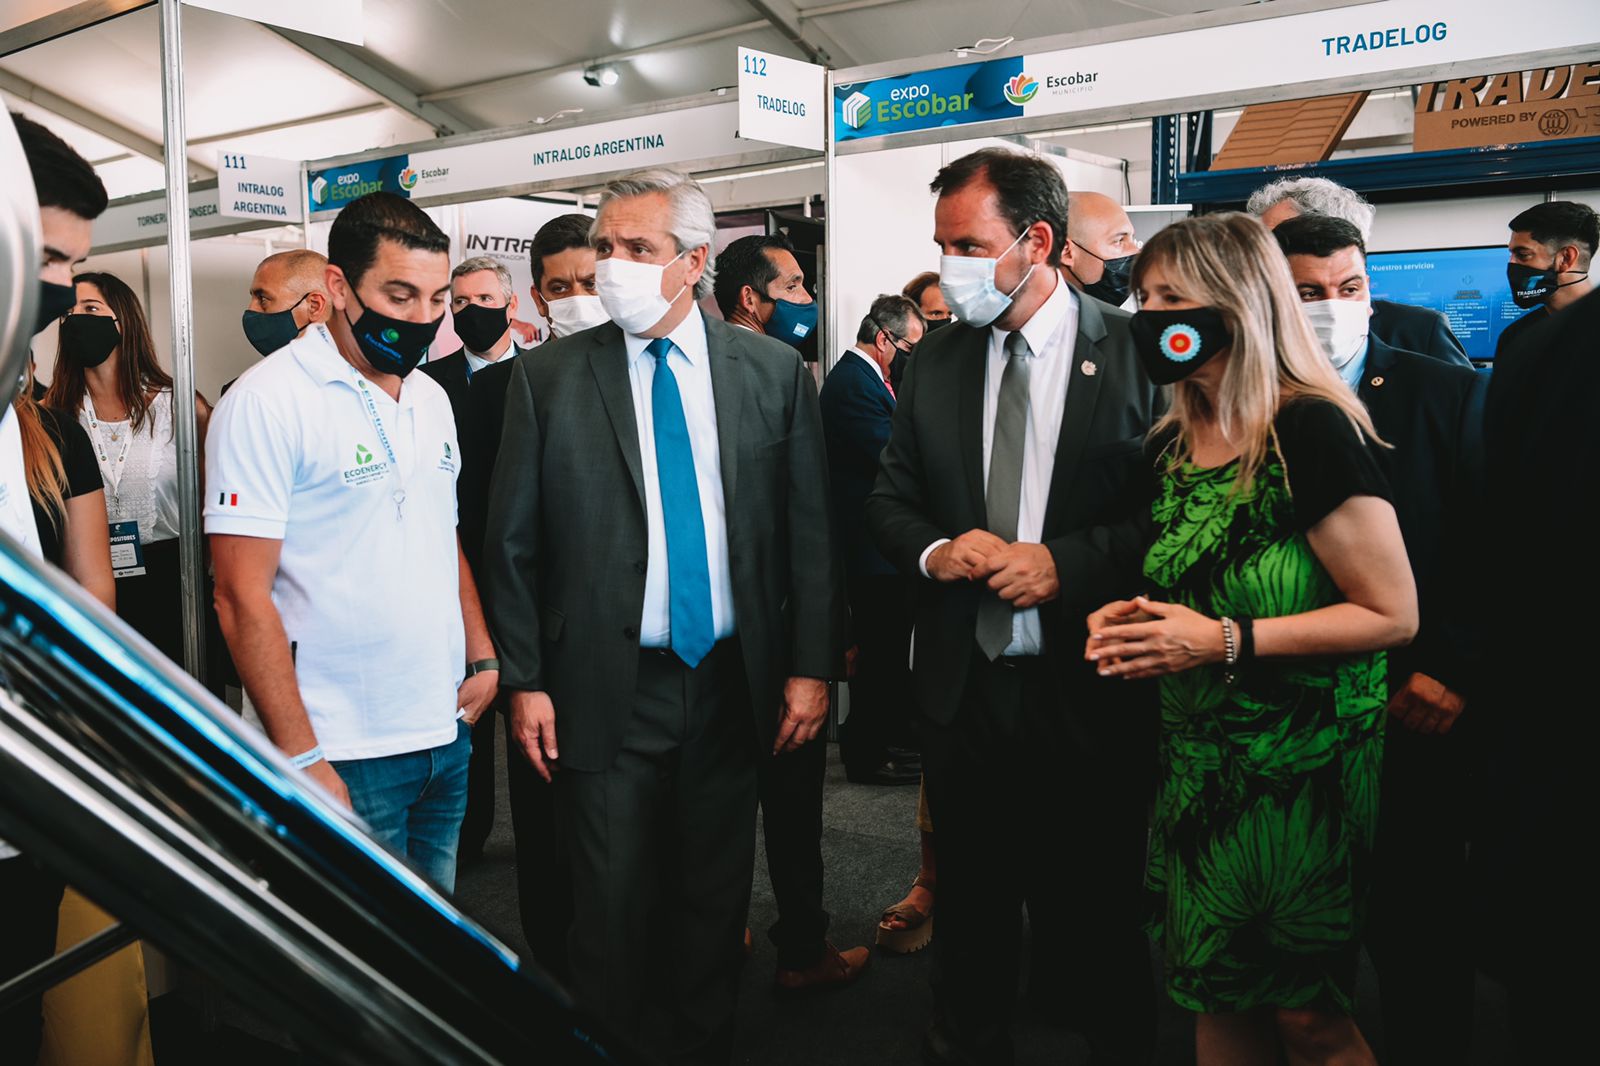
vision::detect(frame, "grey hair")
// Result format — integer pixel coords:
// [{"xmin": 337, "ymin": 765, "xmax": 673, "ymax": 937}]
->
[
  {"xmin": 450, "ymin": 256, "xmax": 514, "ymax": 301},
  {"xmin": 856, "ymin": 293, "xmax": 923, "ymax": 346},
  {"xmin": 1245, "ymin": 177, "xmax": 1376, "ymax": 241},
  {"xmin": 593, "ymin": 168, "xmax": 717, "ymax": 299}
]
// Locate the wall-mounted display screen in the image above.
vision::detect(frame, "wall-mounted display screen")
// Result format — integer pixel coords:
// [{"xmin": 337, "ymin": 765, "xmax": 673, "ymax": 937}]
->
[{"xmin": 1367, "ymin": 246, "xmax": 1528, "ymax": 361}]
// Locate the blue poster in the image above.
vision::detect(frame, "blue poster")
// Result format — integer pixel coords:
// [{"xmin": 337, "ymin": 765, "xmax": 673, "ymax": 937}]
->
[
  {"xmin": 834, "ymin": 57, "xmax": 1025, "ymax": 142},
  {"xmin": 306, "ymin": 154, "xmax": 411, "ymax": 212}
]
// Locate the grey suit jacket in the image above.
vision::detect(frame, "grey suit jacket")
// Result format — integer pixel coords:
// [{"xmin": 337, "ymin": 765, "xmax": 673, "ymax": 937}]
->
[
  {"xmin": 483, "ymin": 316, "xmax": 847, "ymax": 772},
  {"xmin": 865, "ymin": 293, "xmax": 1160, "ymax": 778}
]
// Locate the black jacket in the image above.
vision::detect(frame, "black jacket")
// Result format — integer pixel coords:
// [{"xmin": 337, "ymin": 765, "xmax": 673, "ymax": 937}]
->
[
  {"xmin": 818, "ymin": 350, "xmax": 897, "ymax": 578},
  {"xmin": 1356, "ymin": 336, "xmax": 1486, "ymax": 694},
  {"xmin": 1370, "ymin": 299, "xmax": 1472, "ymax": 368},
  {"xmin": 418, "ymin": 348, "xmax": 472, "ymax": 437},
  {"xmin": 482, "ymin": 318, "xmax": 847, "ymax": 771},
  {"xmin": 865, "ymin": 293, "xmax": 1160, "ymax": 779}
]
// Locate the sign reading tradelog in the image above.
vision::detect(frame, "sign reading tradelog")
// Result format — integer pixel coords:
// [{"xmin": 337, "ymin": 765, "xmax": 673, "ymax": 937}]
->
[{"xmin": 737, "ymin": 46, "xmax": 824, "ymax": 150}]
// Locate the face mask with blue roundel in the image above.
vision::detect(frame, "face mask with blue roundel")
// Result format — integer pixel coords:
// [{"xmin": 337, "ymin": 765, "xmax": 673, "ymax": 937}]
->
[{"xmin": 1128, "ymin": 306, "xmax": 1233, "ymax": 385}]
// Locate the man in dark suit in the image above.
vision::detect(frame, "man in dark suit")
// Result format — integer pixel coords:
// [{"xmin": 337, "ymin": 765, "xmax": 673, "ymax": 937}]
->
[
  {"xmin": 484, "ymin": 168, "xmax": 845, "ymax": 1065},
  {"xmin": 456, "ymin": 213, "xmax": 599, "ymax": 979},
  {"xmin": 821, "ymin": 294, "xmax": 924, "ymax": 786},
  {"xmin": 1276, "ymin": 215, "xmax": 1485, "ymax": 1066},
  {"xmin": 1248, "ymin": 175, "xmax": 1472, "ymax": 367},
  {"xmin": 420, "ymin": 255, "xmax": 522, "ymax": 869},
  {"xmin": 1478, "ymin": 286, "xmax": 1597, "ymax": 1064},
  {"xmin": 711, "ymin": 234, "xmax": 870, "ymax": 993},
  {"xmin": 867, "ymin": 148, "xmax": 1160, "ymax": 1065}
]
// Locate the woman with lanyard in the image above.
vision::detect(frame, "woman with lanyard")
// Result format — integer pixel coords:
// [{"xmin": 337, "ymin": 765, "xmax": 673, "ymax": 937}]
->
[{"xmin": 46, "ymin": 270, "xmax": 212, "ymax": 666}]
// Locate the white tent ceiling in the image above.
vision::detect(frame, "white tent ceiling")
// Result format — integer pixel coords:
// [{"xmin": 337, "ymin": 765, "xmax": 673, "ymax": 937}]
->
[{"xmin": 2, "ymin": 0, "xmax": 1245, "ymax": 199}]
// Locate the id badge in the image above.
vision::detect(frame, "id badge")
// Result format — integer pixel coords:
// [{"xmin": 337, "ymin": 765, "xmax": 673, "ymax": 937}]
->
[{"xmin": 109, "ymin": 520, "xmax": 147, "ymax": 578}]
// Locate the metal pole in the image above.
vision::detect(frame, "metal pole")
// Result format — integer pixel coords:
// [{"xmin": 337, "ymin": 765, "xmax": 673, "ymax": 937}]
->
[
  {"xmin": 158, "ymin": 0, "xmax": 204, "ymax": 678},
  {"xmin": 821, "ymin": 69, "xmax": 842, "ymax": 745},
  {"xmin": 1151, "ymin": 114, "xmax": 1179, "ymax": 205}
]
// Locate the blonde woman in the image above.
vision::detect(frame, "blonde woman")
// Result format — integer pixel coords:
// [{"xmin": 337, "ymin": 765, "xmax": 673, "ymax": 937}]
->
[{"xmin": 1084, "ymin": 213, "xmax": 1416, "ymax": 1065}]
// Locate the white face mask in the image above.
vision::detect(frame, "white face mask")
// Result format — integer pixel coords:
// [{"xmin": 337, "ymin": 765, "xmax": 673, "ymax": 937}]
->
[
  {"xmin": 1302, "ymin": 297, "xmax": 1370, "ymax": 371},
  {"xmin": 938, "ymin": 228, "xmax": 1036, "ymax": 328},
  {"xmin": 595, "ymin": 250, "xmax": 689, "ymax": 335},
  {"xmin": 545, "ymin": 294, "xmax": 609, "ymax": 337}
]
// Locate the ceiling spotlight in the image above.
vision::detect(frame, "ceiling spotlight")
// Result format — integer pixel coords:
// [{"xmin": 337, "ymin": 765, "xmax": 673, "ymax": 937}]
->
[{"xmin": 583, "ymin": 63, "xmax": 619, "ymax": 88}]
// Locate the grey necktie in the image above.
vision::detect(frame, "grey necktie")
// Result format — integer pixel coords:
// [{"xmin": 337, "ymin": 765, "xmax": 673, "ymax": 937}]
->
[{"xmin": 976, "ymin": 331, "xmax": 1032, "ymax": 660}]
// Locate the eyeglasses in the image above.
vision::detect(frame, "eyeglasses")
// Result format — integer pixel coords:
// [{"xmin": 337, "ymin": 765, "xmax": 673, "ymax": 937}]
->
[{"xmin": 870, "ymin": 318, "xmax": 913, "ymax": 354}]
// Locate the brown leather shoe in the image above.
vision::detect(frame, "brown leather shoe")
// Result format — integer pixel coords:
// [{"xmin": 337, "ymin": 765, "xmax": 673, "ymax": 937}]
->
[{"xmin": 773, "ymin": 941, "xmax": 870, "ymax": 994}]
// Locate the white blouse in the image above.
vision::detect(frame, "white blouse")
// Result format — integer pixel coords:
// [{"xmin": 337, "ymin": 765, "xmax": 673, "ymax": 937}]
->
[{"xmin": 80, "ymin": 388, "xmax": 183, "ymax": 544}]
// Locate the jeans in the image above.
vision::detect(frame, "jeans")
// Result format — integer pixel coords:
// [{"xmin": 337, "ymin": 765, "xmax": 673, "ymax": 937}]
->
[{"xmin": 332, "ymin": 721, "xmax": 472, "ymax": 892}]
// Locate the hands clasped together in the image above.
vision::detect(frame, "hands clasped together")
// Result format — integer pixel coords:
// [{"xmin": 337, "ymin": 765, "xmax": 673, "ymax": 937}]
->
[
  {"xmin": 1084, "ymin": 595, "xmax": 1226, "ymax": 680},
  {"xmin": 925, "ymin": 529, "xmax": 1060, "ymax": 608}
]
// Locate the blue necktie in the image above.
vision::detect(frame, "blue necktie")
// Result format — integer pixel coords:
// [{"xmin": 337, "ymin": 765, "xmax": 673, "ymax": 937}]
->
[{"xmin": 648, "ymin": 337, "xmax": 716, "ymax": 668}]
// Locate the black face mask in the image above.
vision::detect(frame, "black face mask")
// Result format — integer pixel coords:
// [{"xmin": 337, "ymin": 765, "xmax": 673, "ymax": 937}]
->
[
  {"xmin": 452, "ymin": 302, "xmax": 510, "ymax": 354},
  {"xmin": 36, "ymin": 281, "xmax": 76, "ymax": 336},
  {"xmin": 1071, "ymin": 243, "xmax": 1135, "ymax": 306},
  {"xmin": 923, "ymin": 317, "xmax": 953, "ymax": 333},
  {"xmin": 343, "ymin": 289, "xmax": 444, "ymax": 378},
  {"xmin": 241, "ymin": 293, "xmax": 309, "ymax": 357},
  {"xmin": 58, "ymin": 313, "xmax": 121, "ymax": 369},
  {"xmin": 1129, "ymin": 306, "xmax": 1233, "ymax": 385},
  {"xmin": 1506, "ymin": 261, "xmax": 1586, "ymax": 309}
]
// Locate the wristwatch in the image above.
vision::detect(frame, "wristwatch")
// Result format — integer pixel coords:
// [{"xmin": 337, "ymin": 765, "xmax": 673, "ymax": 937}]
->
[{"xmin": 464, "ymin": 658, "xmax": 500, "ymax": 678}]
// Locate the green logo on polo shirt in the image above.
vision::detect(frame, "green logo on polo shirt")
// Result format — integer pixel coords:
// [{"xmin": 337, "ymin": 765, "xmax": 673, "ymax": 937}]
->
[
  {"xmin": 444, "ymin": 442, "xmax": 452, "ymax": 460},
  {"xmin": 355, "ymin": 444, "xmax": 375, "ymax": 466}
]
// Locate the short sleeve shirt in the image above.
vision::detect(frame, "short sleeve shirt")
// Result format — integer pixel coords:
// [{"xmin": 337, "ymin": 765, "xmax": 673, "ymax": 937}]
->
[
  {"xmin": 32, "ymin": 406, "xmax": 103, "ymax": 566},
  {"xmin": 203, "ymin": 324, "xmax": 465, "ymax": 761}
]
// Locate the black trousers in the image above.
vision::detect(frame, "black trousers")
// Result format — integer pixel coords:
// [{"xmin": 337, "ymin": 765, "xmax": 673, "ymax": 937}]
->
[
  {"xmin": 1365, "ymin": 722, "xmax": 1474, "ymax": 1065},
  {"xmin": 561, "ymin": 642, "xmax": 758, "ymax": 1066},
  {"xmin": 757, "ymin": 733, "xmax": 829, "ymax": 969},
  {"xmin": 0, "ymin": 856, "xmax": 66, "ymax": 1062},
  {"xmin": 920, "ymin": 652, "xmax": 1154, "ymax": 1066},
  {"xmin": 457, "ymin": 708, "xmax": 499, "ymax": 863},
  {"xmin": 500, "ymin": 699, "xmax": 572, "ymax": 980},
  {"xmin": 840, "ymin": 573, "xmax": 915, "ymax": 773}
]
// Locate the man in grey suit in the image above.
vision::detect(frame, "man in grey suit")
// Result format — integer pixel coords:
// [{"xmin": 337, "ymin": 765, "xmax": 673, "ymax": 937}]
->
[
  {"xmin": 867, "ymin": 149, "xmax": 1160, "ymax": 1065},
  {"xmin": 483, "ymin": 168, "xmax": 845, "ymax": 1065}
]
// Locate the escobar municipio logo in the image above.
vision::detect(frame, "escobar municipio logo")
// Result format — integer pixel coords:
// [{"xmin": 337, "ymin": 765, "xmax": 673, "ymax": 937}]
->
[
  {"xmin": 1003, "ymin": 74, "xmax": 1039, "ymax": 106},
  {"xmin": 841, "ymin": 91, "xmax": 872, "ymax": 130},
  {"xmin": 399, "ymin": 167, "xmax": 419, "ymax": 191}
]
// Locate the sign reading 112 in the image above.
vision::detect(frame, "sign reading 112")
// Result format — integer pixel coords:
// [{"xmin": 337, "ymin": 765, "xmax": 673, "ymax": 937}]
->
[
  {"xmin": 742, "ymin": 54, "xmax": 768, "ymax": 76},
  {"xmin": 221, "ymin": 154, "xmax": 248, "ymax": 169}
]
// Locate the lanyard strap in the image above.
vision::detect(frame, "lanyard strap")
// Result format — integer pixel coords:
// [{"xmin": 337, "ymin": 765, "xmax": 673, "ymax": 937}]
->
[
  {"xmin": 82, "ymin": 395, "xmax": 134, "ymax": 502},
  {"xmin": 350, "ymin": 370, "xmax": 408, "ymax": 520}
]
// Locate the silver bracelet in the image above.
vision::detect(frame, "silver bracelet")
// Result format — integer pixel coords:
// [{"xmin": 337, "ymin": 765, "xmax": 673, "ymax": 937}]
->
[{"xmin": 1221, "ymin": 617, "xmax": 1238, "ymax": 683}]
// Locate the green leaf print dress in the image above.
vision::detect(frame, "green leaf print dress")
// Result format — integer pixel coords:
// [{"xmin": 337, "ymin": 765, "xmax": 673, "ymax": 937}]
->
[{"xmin": 1142, "ymin": 398, "xmax": 1392, "ymax": 1014}]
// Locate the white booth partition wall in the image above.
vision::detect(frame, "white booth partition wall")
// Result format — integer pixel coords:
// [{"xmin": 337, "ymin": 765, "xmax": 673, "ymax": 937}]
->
[{"xmin": 822, "ymin": 0, "xmax": 1600, "ymax": 368}]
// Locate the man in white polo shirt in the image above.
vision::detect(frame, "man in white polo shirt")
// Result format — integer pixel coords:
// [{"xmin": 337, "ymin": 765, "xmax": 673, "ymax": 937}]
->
[{"xmin": 206, "ymin": 192, "xmax": 498, "ymax": 892}]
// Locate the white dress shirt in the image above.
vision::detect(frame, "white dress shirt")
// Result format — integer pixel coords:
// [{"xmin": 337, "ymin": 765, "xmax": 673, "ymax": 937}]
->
[
  {"xmin": 919, "ymin": 275, "xmax": 1079, "ymax": 656},
  {"xmin": 625, "ymin": 306, "xmax": 736, "ymax": 647}
]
